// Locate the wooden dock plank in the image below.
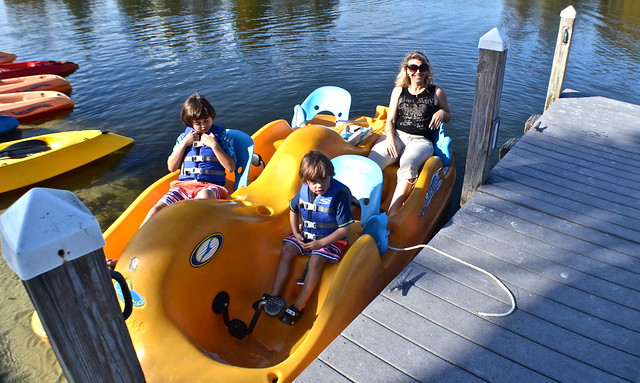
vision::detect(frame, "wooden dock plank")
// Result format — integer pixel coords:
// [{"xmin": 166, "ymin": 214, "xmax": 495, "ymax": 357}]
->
[
  {"xmin": 500, "ymin": 148, "xmax": 640, "ymax": 210},
  {"xmin": 410, "ymin": 249, "xmax": 640, "ymax": 360},
  {"xmin": 480, "ymin": 177, "xmax": 640, "ymax": 244},
  {"xmin": 439, "ymin": 214, "xmax": 640, "ymax": 312},
  {"xmin": 492, "ymin": 155, "xmax": 640, "ymax": 222},
  {"xmin": 387, "ymin": 257, "xmax": 638, "ymax": 382},
  {"xmin": 299, "ymin": 94, "xmax": 640, "ymax": 382},
  {"xmin": 450, "ymin": 210, "xmax": 640, "ymax": 297},
  {"xmin": 513, "ymin": 139, "xmax": 640, "ymax": 200},
  {"xmin": 307, "ymin": 333, "xmax": 418, "ymax": 383},
  {"xmin": 341, "ymin": 315, "xmax": 487, "ymax": 382},
  {"xmin": 295, "ymin": 359, "xmax": 352, "ymax": 383},
  {"xmin": 518, "ymin": 131, "xmax": 640, "ymax": 176}
]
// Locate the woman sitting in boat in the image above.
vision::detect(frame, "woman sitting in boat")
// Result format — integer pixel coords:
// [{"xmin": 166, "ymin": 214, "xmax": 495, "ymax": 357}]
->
[
  {"xmin": 259, "ymin": 150, "xmax": 354, "ymax": 325},
  {"xmin": 142, "ymin": 93, "xmax": 236, "ymax": 224},
  {"xmin": 368, "ymin": 51, "xmax": 451, "ymax": 215}
]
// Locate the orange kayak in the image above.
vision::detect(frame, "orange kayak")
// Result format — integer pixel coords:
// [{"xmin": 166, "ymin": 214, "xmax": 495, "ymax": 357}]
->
[
  {"xmin": 0, "ymin": 91, "xmax": 74, "ymax": 119},
  {"xmin": 0, "ymin": 75, "xmax": 72, "ymax": 94}
]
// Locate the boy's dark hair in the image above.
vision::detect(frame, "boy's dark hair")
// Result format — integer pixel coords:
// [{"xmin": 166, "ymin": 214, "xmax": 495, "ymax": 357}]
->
[
  {"xmin": 299, "ymin": 150, "xmax": 334, "ymax": 183},
  {"xmin": 181, "ymin": 93, "xmax": 216, "ymax": 126}
]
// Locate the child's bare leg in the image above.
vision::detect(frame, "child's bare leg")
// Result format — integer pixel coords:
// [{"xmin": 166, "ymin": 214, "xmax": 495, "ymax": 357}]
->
[
  {"xmin": 194, "ymin": 188, "xmax": 216, "ymax": 199},
  {"xmin": 293, "ymin": 253, "xmax": 327, "ymax": 311},
  {"xmin": 141, "ymin": 201, "xmax": 168, "ymax": 226},
  {"xmin": 387, "ymin": 178, "xmax": 415, "ymax": 216},
  {"xmin": 269, "ymin": 242, "xmax": 299, "ymax": 297}
]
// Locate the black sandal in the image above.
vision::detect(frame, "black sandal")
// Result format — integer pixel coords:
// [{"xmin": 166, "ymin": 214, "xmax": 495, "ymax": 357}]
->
[{"xmin": 280, "ymin": 305, "xmax": 303, "ymax": 325}]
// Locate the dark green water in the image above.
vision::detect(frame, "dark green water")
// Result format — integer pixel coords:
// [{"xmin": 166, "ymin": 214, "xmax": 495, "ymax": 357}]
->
[{"xmin": 0, "ymin": 0, "xmax": 638, "ymax": 381}]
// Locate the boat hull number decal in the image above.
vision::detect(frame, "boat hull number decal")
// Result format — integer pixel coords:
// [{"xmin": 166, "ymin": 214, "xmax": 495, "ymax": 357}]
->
[{"xmin": 420, "ymin": 170, "xmax": 443, "ymax": 218}]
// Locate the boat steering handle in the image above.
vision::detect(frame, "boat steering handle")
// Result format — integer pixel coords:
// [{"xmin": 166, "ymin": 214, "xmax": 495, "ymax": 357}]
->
[{"xmin": 110, "ymin": 270, "xmax": 133, "ymax": 320}]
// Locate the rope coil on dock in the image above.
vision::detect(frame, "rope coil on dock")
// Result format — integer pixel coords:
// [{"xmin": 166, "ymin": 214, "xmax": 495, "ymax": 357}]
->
[{"xmin": 388, "ymin": 244, "xmax": 517, "ymax": 317}]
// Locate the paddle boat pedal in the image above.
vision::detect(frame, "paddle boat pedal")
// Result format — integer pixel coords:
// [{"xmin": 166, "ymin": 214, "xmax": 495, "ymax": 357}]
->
[{"xmin": 212, "ymin": 291, "xmax": 285, "ymax": 339}]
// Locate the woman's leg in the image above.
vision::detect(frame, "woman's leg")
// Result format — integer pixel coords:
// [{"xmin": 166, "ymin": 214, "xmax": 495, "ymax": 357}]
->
[
  {"xmin": 388, "ymin": 135, "xmax": 433, "ymax": 215},
  {"xmin": 368, "ymin": 133, "xmax": 403, "ymax": 170}
]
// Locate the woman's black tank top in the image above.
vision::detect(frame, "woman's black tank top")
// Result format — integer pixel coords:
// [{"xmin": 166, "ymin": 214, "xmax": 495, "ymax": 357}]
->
[{"xmin": 395, "ymin": 84, "xmax": 440, "ymax": 142}]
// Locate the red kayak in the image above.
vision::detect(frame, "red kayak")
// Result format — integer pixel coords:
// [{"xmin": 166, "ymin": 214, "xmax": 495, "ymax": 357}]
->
[{"xmin": 0, "ymin": 61, "xmax": 79, "ymax": 79}]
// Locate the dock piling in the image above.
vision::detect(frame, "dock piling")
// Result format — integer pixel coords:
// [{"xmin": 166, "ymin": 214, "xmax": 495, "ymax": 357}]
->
[
  {"xmin": 0, "ymin": 188, "xmax": 145, "ymax": 383},
  {"xmin": 461, "ymin": 27, "xmax": 509, "ymax": 205},
  {"xmin": 544, "ymin": 5, "xmax": 576, "ymax": 111}
]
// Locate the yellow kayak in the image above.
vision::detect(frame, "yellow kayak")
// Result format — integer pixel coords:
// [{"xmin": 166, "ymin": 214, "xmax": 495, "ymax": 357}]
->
[
  {"xmin": 0, "ymin": 130, "xmax": 134, "ymax": 194},
  {"xmin": 34, "ymin": 107, "xmax": 455, "ymax": 382}
]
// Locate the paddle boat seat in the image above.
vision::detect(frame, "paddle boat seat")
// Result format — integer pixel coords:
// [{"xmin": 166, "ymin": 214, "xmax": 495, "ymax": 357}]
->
[
  {"xmin": 226, "ymin": 129, "xmax": 254, "ymax": 189},
  {"xmin": 291, "ymin": 86, "xmax": 351, "ymax": 128},
  {"xmin": 433, "ymin": 122, "xmax": 452, "ymax": 168},
  {"xmin": 331, "ymin": 154, "xmax": 382, "ymax": 227}
]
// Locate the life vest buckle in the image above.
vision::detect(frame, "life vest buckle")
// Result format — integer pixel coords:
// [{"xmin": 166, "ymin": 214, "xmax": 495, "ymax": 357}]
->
[{"xmin": 302, "ymin": 221, "xmax": 317, "ymax": 229}]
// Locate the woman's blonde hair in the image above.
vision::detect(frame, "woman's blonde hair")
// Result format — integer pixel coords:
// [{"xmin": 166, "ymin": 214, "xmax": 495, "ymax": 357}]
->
[
  {"xmin": 298, "ymin": 150, "xmax": 334, "ymax": 183},
  {"xmin": 395, "ymin": 51, "xmax": 434, "ymax": 87}
]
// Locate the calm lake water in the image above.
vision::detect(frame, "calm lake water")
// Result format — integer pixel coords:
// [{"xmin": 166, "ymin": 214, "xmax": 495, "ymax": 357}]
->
[{"xmin": 1, "ymin": 0, "xmax": 638, "ymax": 381}]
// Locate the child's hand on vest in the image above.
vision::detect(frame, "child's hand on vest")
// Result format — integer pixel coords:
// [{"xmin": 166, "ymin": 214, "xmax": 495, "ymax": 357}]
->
[
  {"xmin": 184, "ymin": 130, "xmax": 201, "ymax": 146},
  {"xmin": 200, "ymin": 132, "xmax": 219, "ymax": 149}
]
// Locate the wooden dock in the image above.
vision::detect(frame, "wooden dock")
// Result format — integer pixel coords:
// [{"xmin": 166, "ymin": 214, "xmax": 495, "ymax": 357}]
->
[{"xmin": 296, "ymin": 93, "xmax": 640, "ymax": 382}]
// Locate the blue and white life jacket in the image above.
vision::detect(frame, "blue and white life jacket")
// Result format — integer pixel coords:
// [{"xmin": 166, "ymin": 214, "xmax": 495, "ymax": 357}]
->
[
  {"xmin": 298, "ymin": 178, "xmax": 349, "ymax": 241},
  {"xmin": 179, "ymin": 126, "xmax": 227, "ymax": 186}
]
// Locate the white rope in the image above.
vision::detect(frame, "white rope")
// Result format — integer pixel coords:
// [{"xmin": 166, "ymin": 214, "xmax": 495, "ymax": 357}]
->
[{"xmin": 387, "ymin": 243, "xmax": 516, "ymax": 317}]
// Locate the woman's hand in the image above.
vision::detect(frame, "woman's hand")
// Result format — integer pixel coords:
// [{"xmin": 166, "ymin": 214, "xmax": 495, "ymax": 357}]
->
[
  {"xmin": 429, "ymin": 109, "xmax": 447, "ymax": 130},
  {"xmin": 386, "ymin": 133, "xmax": 399, "ymax": 158}
]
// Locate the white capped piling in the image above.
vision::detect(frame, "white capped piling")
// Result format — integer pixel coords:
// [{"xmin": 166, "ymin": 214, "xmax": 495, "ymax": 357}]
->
[
  {"xmin": 0, "ymin": 188, "xmax": 144, "ymax": 383},
  {"xmin": 545, "ymin": 5, "xmax": 576, "ymax": 111},
  {"xmin": 461, "ymin": 27, "xmax": 509, "ymax": 205}
]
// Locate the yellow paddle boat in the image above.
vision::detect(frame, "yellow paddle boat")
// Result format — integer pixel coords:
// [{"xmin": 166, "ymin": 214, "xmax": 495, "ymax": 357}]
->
[
  {"xmin": 33, "ymin": 87, "xmax": 455, "ymax": 382},
  {"xmin": 0, "ymin": 130, "xmax": 134, "ymax": 194},
  {"xmin": 109, "ymin": 113, "xmax": 453, "ymax": 381}
]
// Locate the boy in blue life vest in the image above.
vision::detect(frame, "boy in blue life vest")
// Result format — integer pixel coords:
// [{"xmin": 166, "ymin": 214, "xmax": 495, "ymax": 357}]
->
[
  {"xmin": 143, "ymin": 93, "xmax": 236, "ymax": 224},
  {"xmin": 260, "ymin": 150, "xmax": 354, "ymax": 325}
]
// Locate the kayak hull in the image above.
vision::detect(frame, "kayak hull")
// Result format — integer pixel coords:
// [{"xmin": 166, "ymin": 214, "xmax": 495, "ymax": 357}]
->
[
  {"xmin": 0, "ymin": 60, "xmax": 79, "ymax": 79},
  {"xmin": 0, "ymin": 52, "xmax": 17, "ymax": 64},
  {"xmin": 0, "ymin": 75, "xmax": 72, "ymax": 94},
  {"xmin": 0, "ymin": 91, "xmax": 74, "ymax": 119},
  {"xmin": 0, "ymin": 130, "xmax": 134, "ymax": 193}
]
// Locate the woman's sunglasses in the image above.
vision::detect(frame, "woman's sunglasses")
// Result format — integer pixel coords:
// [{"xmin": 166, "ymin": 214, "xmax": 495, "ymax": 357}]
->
[{"xmin": 407, "ymin": 64, "xmax": 429, "ymax": 73}]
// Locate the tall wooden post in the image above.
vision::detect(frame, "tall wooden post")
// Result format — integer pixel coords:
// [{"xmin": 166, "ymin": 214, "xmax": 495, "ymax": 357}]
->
[
  {"xmin": 544, "ymin": 5, "xmax": 576, "ymax": 111},
  {"xmin": 461, "ymin": 27, "xmax": 509, "ymax": 205},
  {"xmin": 0, "ymin": 188, "xmax": 145, "ymax": 383}
]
